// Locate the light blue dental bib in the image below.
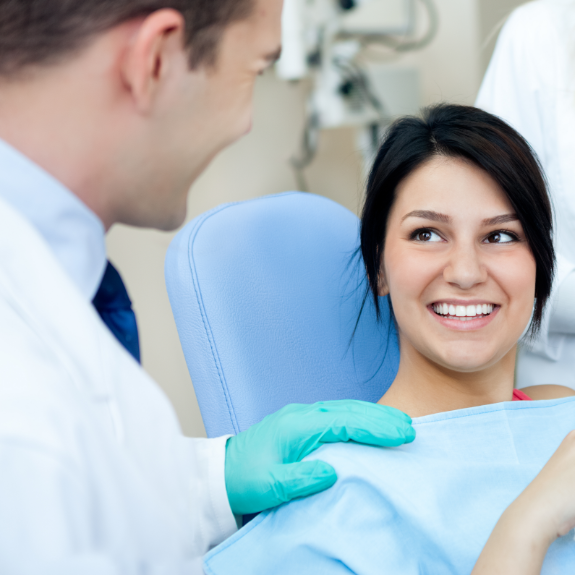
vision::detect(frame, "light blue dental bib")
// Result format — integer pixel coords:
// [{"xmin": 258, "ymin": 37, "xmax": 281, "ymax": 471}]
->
[{"xmin": 205, "ymin": 399, "xmax": 575, "ymax": 574}]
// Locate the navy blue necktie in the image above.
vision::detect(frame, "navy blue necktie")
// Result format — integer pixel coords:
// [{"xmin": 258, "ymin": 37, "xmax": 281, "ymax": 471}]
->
[{"xmin": 93, "ymin": 261, "xmax": 141, "ymax": 363}]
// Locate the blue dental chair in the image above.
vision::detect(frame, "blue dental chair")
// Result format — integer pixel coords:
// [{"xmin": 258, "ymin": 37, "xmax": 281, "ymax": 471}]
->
[{"xmin": 165, "ymin": 192, "xmax": 399, "ymax": 438}]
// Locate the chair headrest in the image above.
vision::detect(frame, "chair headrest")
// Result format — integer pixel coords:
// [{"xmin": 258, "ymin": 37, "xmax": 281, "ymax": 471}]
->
[{"xmin": 165, "ymin": 192, "xmax": 398, "ymax": 436}]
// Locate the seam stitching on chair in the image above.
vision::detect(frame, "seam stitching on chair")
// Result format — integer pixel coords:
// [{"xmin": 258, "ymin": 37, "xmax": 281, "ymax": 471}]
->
[
  {"xmin": 188, "ymin": 205, "xmax": 241, "ymax": 435},
  {"xmin": 183, "ymin": 192, "xmax": 329, "ymax": 434},
  {"xmin": 184, "ymin": 192, "xmax": 304, "ymax": 435}
]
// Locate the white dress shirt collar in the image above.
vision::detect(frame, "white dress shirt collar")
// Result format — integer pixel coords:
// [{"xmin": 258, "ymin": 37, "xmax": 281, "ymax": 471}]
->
[{"xmin": 0, "ymin": 138, "xmax": 107, "ymax": 300}]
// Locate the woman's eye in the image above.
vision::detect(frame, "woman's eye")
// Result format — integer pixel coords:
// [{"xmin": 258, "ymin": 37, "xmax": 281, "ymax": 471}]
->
[
  {"xmin": 413, "ymin": 229, "xmax": 442, "ymax": 242},
  {"xmin": 485, "ymin": 231, "xmax": 517, "ymax": 244}
]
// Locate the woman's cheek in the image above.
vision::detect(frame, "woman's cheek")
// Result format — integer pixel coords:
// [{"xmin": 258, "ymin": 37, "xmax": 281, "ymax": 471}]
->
[
  {"xmin": 386, "ymin": 251, "xmax": 435, "ymax": 311},
  {"xmin": 494, "ymin": 249, "xmax": 536, "ymax": 333}
]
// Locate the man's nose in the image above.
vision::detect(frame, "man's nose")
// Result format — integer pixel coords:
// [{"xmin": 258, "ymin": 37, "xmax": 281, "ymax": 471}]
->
[{"xmin": 442, "ymin": 242, "xmax": 487, "ymax": 289}]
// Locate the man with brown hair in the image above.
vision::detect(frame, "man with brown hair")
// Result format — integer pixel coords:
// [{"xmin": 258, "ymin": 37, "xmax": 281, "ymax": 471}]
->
[{"xmin": 0, "ymin": 0, "xmax": 415, "ymax": 571}]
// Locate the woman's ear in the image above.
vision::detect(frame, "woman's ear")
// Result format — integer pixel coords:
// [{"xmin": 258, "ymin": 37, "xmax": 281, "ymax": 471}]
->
[{"xmin": 378, "ymin": 272, "xmax": 390, "ymax": 297}]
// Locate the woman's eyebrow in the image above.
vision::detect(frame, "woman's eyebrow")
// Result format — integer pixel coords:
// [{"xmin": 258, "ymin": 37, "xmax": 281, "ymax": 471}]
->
[
  {"xmin": 401, "ymin": 211, "xmax": 519, "ymax": 226},
  {"xmin": 482, "ymin": 213, "xmax": 518, "ymax": 226},
  {"xmin": 401, "ymin": 210, "xmax": 450, "ymax": 223}
]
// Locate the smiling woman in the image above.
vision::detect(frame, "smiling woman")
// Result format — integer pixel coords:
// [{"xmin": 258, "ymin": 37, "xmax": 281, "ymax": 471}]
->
[
  {"xmin": 357, "ymin": 104, "xmax": 570, "ymax": 418},
  {"xmin": 363, "ymin": 105, "xmax": 575, "ymax": 573},
  {"xmin": 362, "ymin": 104, "xmax": 553, "ymax": 341},
  {"xmin": 380, "ymin": 157, "xmax": 536, "ymax": 389},
  {"xmin": 203, "ymin": 104, "xmax": 575, "ymax": 575}
]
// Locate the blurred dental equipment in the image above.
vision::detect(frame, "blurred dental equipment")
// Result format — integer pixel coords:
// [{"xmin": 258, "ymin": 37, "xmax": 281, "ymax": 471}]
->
[{"xmin": 276, "ymin": 0, "xmax": 437, "ymax": 187}]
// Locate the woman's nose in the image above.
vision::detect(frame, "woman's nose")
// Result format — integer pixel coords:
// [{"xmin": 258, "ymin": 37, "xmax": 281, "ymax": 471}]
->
[{"xmin": 442, "ymin": 243, "xmax": 487, "ymax": 289}]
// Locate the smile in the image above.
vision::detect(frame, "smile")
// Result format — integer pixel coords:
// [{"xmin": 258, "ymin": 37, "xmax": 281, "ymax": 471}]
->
[{"xmin": 431, "ymin": 302, "xmax": 496, "ymax": 322}]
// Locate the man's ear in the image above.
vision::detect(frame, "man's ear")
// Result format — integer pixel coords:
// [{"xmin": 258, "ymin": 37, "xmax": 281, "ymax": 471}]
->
[{"xmin": 122, "ymin": 9, "xmax": 187, "ymax": 113}]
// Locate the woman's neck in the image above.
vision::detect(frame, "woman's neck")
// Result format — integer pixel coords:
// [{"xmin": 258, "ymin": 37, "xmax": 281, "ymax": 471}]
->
[{"xmin": 378, "ymin": 344, "xmax": 517, "ymax": 418}]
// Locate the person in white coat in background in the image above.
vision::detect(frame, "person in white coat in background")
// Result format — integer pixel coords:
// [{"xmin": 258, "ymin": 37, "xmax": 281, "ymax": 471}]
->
[
  {"xmin": 0, "ymin": 0, "xmax": 416, "ymax": 572},
  {"xmin": 476, "ymin": 0, "xmax": 575, "ymax": 390}
]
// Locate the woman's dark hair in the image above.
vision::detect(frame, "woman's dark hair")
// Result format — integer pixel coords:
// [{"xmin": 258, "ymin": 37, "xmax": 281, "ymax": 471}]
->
[{"xmin": 360, "ymin": 103, "xmax": 554, "ymax": 338}]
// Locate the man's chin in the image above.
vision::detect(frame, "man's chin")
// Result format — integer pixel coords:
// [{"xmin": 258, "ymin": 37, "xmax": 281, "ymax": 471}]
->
[
  {"xmin": 155, "ymin": 205, "xmax": 188, "ymax": 232},
  {"xmin": 118, "ymin": 202, "xmax": 188, "ymax": 232}
]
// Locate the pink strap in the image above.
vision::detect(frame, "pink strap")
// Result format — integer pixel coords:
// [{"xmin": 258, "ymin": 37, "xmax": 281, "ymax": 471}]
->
[{"xmin": 512, "ymin": 389, "xmax": 532, "ymax": 401}]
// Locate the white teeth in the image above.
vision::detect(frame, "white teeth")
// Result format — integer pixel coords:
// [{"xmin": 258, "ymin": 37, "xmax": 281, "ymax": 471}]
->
[{"xmin": 432, "ymin": 303, "xmax": 495, "ymax": 318}]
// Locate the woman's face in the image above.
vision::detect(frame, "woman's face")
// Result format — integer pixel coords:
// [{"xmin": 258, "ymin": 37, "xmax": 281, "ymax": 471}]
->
[{"xmin": 381, "ymin": 156, "xmax": 536, "ymax": 373}]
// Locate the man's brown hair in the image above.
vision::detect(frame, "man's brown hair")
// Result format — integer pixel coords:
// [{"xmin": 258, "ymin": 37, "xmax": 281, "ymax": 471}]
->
[{"xmin": 0, "ymin": 0, "xmax": 254, "ymax": 77}]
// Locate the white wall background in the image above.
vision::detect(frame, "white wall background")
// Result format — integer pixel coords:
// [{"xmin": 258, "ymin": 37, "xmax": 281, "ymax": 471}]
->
[{"xmin": 107, "ymin": 0, "xmax": 517, "ymax": 438}]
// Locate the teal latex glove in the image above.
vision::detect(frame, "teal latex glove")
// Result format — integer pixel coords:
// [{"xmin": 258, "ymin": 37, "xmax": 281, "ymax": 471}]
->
[{"xmin": 224, "ymin": 400, "xmax": 415, "ymax": 515}]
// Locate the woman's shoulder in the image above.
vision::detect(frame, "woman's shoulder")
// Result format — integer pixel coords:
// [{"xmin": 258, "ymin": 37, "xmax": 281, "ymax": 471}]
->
[{"xmin": 521, "ymin": 385, "xmax": 575, "ymax": 400}]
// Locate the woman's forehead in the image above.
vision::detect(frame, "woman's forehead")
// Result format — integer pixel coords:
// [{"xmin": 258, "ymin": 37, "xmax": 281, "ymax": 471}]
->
[{"xmin": 391, "ymin": 156, "xmax": 514, "ymax": 222}]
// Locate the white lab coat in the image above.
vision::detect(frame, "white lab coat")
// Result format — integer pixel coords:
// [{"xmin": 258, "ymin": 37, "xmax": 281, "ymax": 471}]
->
[
  {"xmin": 0, "ymin": 195, "xmax": 236, "ymax": 573},
  {"xmin": 476, "ymin": 0, "xmax": 575, "ymax": 388}
]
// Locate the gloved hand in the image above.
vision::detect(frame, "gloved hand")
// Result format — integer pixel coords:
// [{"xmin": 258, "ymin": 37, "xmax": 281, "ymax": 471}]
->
[{"xmin": 225, "ymin": 400, "xmax": 415, "ymax": 515}]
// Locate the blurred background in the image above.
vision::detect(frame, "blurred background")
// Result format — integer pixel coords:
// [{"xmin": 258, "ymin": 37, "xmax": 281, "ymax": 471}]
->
[{"xmin": 108, "ymin": 0, "xmax": 525, "ymax": 438}]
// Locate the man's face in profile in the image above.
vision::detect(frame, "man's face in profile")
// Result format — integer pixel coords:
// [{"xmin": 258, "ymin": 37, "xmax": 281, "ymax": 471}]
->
[
  {"xmin": 142, "ymin": 0, "xmax": 284, "ymax": 231},
  {"xmin": 0, "ymin": 0, "xmax": 284, "ymax": 232}
]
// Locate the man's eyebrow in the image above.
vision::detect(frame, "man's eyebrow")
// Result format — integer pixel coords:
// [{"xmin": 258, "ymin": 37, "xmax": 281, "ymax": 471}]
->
[
  {"xmin": 401, "ymin": 210, "xmax": 450, "ymax": 223},
  {"xmin": 264, "ymin": 47, "xmax": 282, "ymax": 64},
  {"xmin": 482, "ymin": 213, "xmax": 519, "ymax": 226}
]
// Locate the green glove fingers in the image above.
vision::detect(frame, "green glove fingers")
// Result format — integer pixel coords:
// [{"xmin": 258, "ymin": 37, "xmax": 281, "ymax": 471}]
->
[
  {"xmin": 312, "ymin": 420, "xmax": 414, "ymax": 452},
  {"xmin": 225, "ymin": 400, "xmax": 415, "ymax": 516},
  {"xmin": 314, "ymin": 399, "xmax": 412, "ymax": 423},
  {"xmin": 317, "ymin": 410, "xmax": 416, "ymax": 446},
  {"xmin": 292, "ymin": 404, "xmax": 416, "ymax": 460},
  {"xmin": 232, "ymin": 460, "xmax": 337, "ymax": 515},
  {"xmin": 226, "ymin": 460, "xmax": 337, "ymax": 516},
  {"xmin": 268, "ymin": 461, "xmax": 337, "ymax": 506}
]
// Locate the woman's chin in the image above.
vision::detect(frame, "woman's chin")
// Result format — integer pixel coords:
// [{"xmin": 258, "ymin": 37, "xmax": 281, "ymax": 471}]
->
[{"xmin": 432, "ymin": 346, "xmax": 504, "ymax": 374}]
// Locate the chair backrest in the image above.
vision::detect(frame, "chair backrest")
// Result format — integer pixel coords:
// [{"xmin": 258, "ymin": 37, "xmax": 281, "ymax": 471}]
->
[{"xmin": 165, "ymin": 192, "xmax": 399, "ymax": 437}]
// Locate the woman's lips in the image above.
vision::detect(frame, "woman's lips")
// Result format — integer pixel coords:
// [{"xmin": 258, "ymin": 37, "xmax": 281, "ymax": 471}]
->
[
  {"xmin": 432, "ymin": 302, "xmax": 494, "ymax": 317},
  {"xmin": 427, "ymin": 303, "xmax": 500, "ymax": 330}
]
